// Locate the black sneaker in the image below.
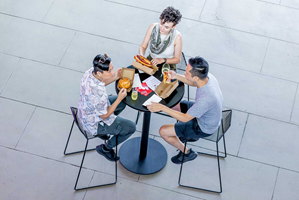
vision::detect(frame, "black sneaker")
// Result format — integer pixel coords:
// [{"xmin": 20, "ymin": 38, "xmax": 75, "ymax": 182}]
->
[
  {"xmin": 97, "ymin": 134, "xmax": 110, "ymax": 140},
  {"xmin": 96, "ymin": 144, "xmax": 120, "ymax": 162},
  {"xmin": 171, "ymin": 148, "xmax": 197, "ymax": 164}
]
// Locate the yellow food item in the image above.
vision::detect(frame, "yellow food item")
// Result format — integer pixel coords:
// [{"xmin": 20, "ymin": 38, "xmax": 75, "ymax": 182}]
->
[{"xmin": 119, "ymin": 77, "xmax": 131, "ymax": 89}]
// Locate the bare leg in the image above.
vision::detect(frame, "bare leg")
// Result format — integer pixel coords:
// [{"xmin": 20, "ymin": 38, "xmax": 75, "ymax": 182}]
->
[{"xmin": 159, "ymin": 124, "xmax": 188, "ymax": 153}]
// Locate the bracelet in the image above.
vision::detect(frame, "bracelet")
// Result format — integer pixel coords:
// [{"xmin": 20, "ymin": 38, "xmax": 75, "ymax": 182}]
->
[{"xmin": 164, "ymin": 58, "xmax": 167, "ymax": 63}]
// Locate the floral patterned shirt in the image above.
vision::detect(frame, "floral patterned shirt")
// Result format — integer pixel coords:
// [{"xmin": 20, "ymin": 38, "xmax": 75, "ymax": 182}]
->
[{"xmin": 77, "ymin": 68, "xmax": 117, "ymax": 136}]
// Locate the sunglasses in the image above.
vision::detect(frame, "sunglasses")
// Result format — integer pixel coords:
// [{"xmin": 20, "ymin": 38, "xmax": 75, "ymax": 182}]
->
[{"xmin": 99, "ymin": 53, "xmax": 109, "ymax": 63}]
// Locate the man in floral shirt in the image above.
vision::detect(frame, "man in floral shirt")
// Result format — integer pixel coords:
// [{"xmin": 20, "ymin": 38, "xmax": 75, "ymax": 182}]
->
[{"xmin": 78, "ymin": 54, "xmax": 136, "ymax": 161}]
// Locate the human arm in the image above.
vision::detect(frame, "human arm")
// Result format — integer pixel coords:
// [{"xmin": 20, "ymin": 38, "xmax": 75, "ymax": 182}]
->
[
  {"xmin": 104, "ymin": 68, "xmax": 122, "ymax": 86},
  {"xmin": 168, "ymin": 70, "xmax": 197, "ymax": 87},
  {"xmin": 146, "ymin": 102, "xmax": 194, "ymax": 122},
  {"xmin": 151, "ymin": 34, "xmax": 183, "ymax": 66},
  {"xmin": 139, "ymin": 24, "xmax": 155, "ymax": 56},
  {"xmin": 99, "ymin": 88, "xmax": 127, "ymax": 119}
]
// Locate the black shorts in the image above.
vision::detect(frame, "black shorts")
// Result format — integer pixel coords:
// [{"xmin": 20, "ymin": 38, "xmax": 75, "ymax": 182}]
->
[{"xmin": 174, "ymin": 100, "xmax": 211, "ymax": 142}]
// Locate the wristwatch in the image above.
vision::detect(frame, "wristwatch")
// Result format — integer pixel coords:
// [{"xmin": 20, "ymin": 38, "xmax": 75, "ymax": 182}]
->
[{"xmin": 164, "ymin": 58, "xmax": 167, "ymax": 63}]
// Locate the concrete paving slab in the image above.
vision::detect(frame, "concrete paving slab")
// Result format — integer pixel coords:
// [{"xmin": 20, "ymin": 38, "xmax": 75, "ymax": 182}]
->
[
  {"xmin": 1, "ymin": 59, "xmax": 82, "ymax": 113},
  {"xmin": 85, "ymin": 172, "xmax": 202, "ymax": 200},
  {"xmin": 139, "ymin": 137, "xmax": 277, "ymax": 200},
  {"xmin": 0, "ymin": 0, "xmax": 54, "ymax": 21},
  {"xmin": 192, "ymin": 109, "xmax": 248, "ymax": 156},
  {"xmin": 0, "ymin": 14, "xmax": 75, "ymax": 65},
  {"xmin": 0, "ymin": 53, "xmax": 19, "ymax": 93},
  {"xmin": 0, "ymin": 98, "xmax": 35, "ymax": 148},
  {"xmin": 290, "ymin": 88, "xmax": 299, "ymax": 125},
  {"xmin": 209, "ymin": 62, "xmax": 297, "ymax": 122},
  {"xmin": 180, "ymin": 20, "xmax": 269, "ymax": 73},
  {"xmin": 259, "ymin": 0, "xmax": 280, "ymax": 4},
  {"xmin": 273, "ymin": 169, "xmax": 299, "ymax": 200},
  {"xmin": 0, "ymin": 146, "xmax": 91, "ymax": 200},
  {"xmin": 107, "ymin": 0, "xmax": 206, "ymax": 20},
  {"xmin": 16, "ymin": 107, "xmax": 141, "ymax": 181},
  {"xmin": 60, "ymin": 32, "xmax": 139, "ymax": 72},
  {"xmin": 44, "ymin": 0, "xmax": 157, "ymax": 44},
  {"xmin": 281, "ymin": 0, "xmax": 299, "ymax": 9},
  {"xmin": 239, "ymin": 115, "xmax": 299, "ymax": 171},
  {"xmin": 200, "ymin": 0, "xmax": 299, "ymax": 44},
  {"xmin": 262, "ymin": 39, "xmax": 299, "ymax": 83}
]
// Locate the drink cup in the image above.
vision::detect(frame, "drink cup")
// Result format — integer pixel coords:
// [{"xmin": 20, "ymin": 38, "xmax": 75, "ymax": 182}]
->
[{"xmin": 131, "ymin": 88, "xmax": 138, "ymax": 100}]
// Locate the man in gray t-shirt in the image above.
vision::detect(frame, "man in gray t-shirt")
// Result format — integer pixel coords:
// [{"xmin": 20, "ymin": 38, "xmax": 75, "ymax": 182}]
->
[{"xmin": 147, "ymin": 56, "xmax": 223, "ymax": 164}]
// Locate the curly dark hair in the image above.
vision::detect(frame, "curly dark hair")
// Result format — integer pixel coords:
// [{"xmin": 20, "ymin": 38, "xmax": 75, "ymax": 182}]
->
[{"xmin": 159, "ymin": 6, "xmax": 182, "ymax": 26}]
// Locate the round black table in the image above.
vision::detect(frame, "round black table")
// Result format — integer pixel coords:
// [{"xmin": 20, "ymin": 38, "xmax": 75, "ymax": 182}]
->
[{"xmin": 115, "ymin": 65, "xmax": 184, "ymax": 174}]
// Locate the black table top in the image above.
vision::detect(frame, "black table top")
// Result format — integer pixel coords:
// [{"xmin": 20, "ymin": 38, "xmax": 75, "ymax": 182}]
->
[{"xmin": 115, "ymin": 65, "xmax": 185, "ymax": 112}]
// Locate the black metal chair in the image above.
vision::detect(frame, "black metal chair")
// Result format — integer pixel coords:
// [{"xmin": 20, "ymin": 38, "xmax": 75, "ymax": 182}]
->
[
  {"xmin": 64, "ymin": 107, "xmax": 118, "ymax": 191},
  {"xmin": 178, "ymin": 109, "xmax": 232, "ymax": 193},
  {"xmin": 135, "ymin": 52, "xmax": 189, "ymax": 124}
]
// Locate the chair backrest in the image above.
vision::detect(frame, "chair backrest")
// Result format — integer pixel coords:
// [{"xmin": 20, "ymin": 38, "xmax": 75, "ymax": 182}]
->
[
  {"xmin": 176, "ymin": 52, "xmax": 188, "ymax": 73},
  {"xmin": 203, "ymin": 110, "xmax": 232, "ymax": 142},
  {"xmin": 70, "ymin": 107, "xmax": 89, "ymax": 139}
]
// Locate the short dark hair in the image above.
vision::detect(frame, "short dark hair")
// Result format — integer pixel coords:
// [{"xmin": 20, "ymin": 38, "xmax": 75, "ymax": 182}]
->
[
  {"xmin": 93, "ymin": 54, "xmax": 111, "ymax": 74},
  {"xmin": 188, "ymin": 56, "xmax": 209, "ymax": 80},
  {"xmin": 160, "ymin": 6, "xmax": 182, "ymax": 26}
]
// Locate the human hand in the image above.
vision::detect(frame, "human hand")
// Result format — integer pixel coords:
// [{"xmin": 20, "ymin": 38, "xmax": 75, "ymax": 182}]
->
[
  {"xmin": 168, "ymin": 70, "xmax": 177, "ymax": 79},
  {"xmin": 118, "ymin": 88, "xmax": 127, "ymax": 100},
  {"xmin": 151, "ymin": 58, "xmax": 164, "ymax": 66},
  {"xmin": 115, "ymin": 68, "xmax": 122, "ymax": 80},
  {"xmin": 147, "ymin": 102, "xmax": 162, "ymax": 112}
]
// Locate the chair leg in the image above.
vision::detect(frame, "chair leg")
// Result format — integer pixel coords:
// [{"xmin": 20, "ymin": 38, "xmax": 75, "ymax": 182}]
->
[
  {"xmin": 135, "ymin": 111, "xmax": 140, "ymax": 125},
  {"xmin": 74, "ymin": 137, "xmax": 118, "ymax": 191},
  {"xmin": 63, "ymin": 120, "xmax": 97, "ymax": 155},
  {"xmin": 222, "ymin": 134, "xmax": 227, "ymax": 158},
  {"xmin": 216, "ymin": 141, "xmax": 222, "ymax": 193},
  {"xmin": 178, "ymin": 141, "xmax": 222, "ymax": 193},
  {"xmin": 64, "ymin": 120, "xmax": 75, "ymax": 155},
  {"xmin": 178, "ymin": 140, "xmax": 187, "ymax": 184},
  {"xmin": 74, "ymin": 139, "xmax": 89, "ymax": 190}
]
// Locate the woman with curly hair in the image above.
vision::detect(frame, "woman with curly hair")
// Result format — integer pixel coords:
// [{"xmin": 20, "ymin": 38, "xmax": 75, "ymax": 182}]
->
[{"xmin": 139, "ymin": 6, "xmax": 182, "ymax": 70}]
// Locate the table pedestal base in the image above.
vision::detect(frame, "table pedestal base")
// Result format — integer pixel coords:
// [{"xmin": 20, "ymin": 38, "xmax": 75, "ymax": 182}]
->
[{"xmin": 119, "ymin": 137, "xmax": 167, "ymax": 175}]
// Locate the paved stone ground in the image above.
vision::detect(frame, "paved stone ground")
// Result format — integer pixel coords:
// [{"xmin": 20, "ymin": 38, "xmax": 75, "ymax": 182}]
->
[{"xmin": 1, "ymin": 0, "xmax": 299, "ymax": 199}]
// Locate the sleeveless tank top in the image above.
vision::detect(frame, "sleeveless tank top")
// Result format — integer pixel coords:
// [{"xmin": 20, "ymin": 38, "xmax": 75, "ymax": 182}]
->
[{"xmin": 149, "ymin": 23, "xmax": 181, "ymax": 59}]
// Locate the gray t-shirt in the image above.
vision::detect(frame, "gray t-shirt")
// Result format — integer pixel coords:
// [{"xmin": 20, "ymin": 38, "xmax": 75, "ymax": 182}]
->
[{"xmin": 188, "ymin": 73, "xmax": 223, "ymax": 134}]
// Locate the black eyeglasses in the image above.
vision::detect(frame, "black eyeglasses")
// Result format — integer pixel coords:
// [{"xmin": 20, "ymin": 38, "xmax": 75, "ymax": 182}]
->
[{"xmin": 99, "ymin": 53, "xmax": 109, "ymax": 63}]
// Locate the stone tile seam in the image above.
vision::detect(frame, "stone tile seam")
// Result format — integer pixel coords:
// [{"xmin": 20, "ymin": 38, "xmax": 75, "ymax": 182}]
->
[
  {"xmin": 0, "ymin": 57, "xmax": 21, "ymax": 95},
  {"xmin": 208, "ymin": 60, "xmax": 299, "ymax": 85},
  {"xmin": 103, "ymin": 0, "xmax": 299, "ymax": 44},
  {"xmin": 257, "ymin": 0, "xmax": 299, "ymax": 11},
  {"xmin": 2, "ymin": 9, "xmax": 299, "ymax": 47},
  {"xmin": 289, "ymin": 83, "xmax": 299, "ymax": 122},
  {"xmin": 84, "ymin": 171, "xmax": 95, "ymax": 198},
  {"xmin": 260, "ymin": 38, "xmax": 271, "ymax": 74},
  {"xmin": 14, "ymin": 106, "xmax": 37, "ymax": 149},
  {"xmin": 236, "ymin": 155, "xmax": 299, "ymax": 174},
  {"xmin": 2, "ymin": 47, "xmax": 299, "ymax": 87},
  {"xmin": 198, "ymin": 0, "xmax": 208, "ymax": 21},
  {"xmin": 0, "ymin": 12, "xmax": 139, "ymax": 47},
  {"xmin": 123, "ymin": 179, "xmax": 206, "ymax": 200},
  {"xmin": 1, "ymin": 93, "xmax": 298, "ymax": 133},
  {"xmin": 271, "ymin": 168, "xmax": 280, "ymax": 200},
  {"xmin": 1, "ymin": 144, "xmax": 206, "ymax": 199},
  {"xmin": 41, "ymin": 0, "xmax": 55, "ymax": 22},
  {"xmin": 0, "ymin": 144, "xmax": 133, "ymax": 181},
  {"xmin": 58, "ymin": 31, "xmax": 77, "ymax": 66}
]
